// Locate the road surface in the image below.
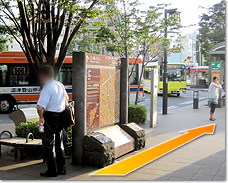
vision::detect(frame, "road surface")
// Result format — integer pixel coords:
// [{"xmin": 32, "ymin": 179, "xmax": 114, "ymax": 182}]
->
[{"xmin": 139, "ymin": 89, "xmax": 208, "ymax": 113}]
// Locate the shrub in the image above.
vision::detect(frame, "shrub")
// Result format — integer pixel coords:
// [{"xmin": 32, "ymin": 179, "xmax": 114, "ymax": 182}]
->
[
  {"xmin": 16, "ymin": 120, "xmax": 73, "ymax": 156},
  {"xmin": 16, "ymin": 120, "xmax": 41, "ymax": 139},
  {"xmin": 128, "ymin": 104, "xmax": 147, "ymax": 124}
]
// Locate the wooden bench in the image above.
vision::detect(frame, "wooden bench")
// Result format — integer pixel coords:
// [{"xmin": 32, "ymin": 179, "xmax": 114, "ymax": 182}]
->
[
  {"xmin": 0, "ymin": 108, "xmax": 42, "ymax": 160},
  {"xmin": 0, "ymin": 131, "xmax": 42, "ymax": 160}
]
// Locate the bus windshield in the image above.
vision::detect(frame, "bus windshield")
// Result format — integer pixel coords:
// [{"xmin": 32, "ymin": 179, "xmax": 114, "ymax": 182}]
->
[{"xmin": 168, "ymin": 68, "xmax": 186, "ymax": 81}]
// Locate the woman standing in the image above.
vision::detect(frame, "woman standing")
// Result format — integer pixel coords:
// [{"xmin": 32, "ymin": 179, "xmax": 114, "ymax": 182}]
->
[{"xmin": 208, "ymin": 76, "xmax": 222, "ymax": 121}]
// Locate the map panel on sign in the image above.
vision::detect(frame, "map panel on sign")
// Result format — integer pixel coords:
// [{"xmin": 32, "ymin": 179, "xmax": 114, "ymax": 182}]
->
[{"xmin": 86, "ymin": 54, "xmax": 120, "ymax": 130}]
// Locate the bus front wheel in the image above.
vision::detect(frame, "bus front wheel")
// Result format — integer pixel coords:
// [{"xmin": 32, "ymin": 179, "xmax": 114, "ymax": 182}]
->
[
  {"xmin": 0, "ymin": 98, "xmax": 14, "ymax": 113},
  {"xmin": 177, "ymin": 93, "xmax": 180, "ymax": 97}
]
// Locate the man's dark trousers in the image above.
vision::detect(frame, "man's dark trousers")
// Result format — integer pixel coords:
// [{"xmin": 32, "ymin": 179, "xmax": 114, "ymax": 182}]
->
[{"xmin": 42, "ymin": 111, "xmax": 66, "ymax": 174}]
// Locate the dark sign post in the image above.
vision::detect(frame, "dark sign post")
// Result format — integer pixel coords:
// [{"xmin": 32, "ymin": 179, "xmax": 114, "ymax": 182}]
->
[
  {"xmin": 120, "ymin": 57, "xmax": 129, "ymax": 124},
  {"xmin": 72, "ymin": 52, "xmax": 87, "ymax": 164}
]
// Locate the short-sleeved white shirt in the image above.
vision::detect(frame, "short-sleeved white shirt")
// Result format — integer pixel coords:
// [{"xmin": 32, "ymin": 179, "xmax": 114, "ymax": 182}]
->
[{"xmin": 37, "ymin": 79, "xmax": 69, "ymax": 112}]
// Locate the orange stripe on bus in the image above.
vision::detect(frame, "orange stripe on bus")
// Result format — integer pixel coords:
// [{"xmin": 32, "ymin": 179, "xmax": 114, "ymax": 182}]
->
[
  {"xmin": 13, "ymin": 94, "xmax": 40, "ymax": 101},
  {"xmin": 12, "ymin": 93, "xmax": 72, "ymax": 102}
]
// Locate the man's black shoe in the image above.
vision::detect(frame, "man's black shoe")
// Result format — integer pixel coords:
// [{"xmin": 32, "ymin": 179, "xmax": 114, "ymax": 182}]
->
[
  {"xmin": 40, "ymin": 171, "xmax": 58, "ymax": 177},
  {"xmin": 58, "ymin": 170, "xmax": 66, "ymax": 175}
]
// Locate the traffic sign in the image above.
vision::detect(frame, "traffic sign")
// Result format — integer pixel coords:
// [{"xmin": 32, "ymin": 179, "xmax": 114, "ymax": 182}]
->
[{"xmin": 211, "ymin": 62, "xmax": 221, "ymax": 70}]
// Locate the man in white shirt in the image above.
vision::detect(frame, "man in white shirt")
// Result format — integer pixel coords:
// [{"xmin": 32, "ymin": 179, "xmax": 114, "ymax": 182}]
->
[
  {"xmin": 208, "ymin": 76, "xmax": 222, "ymax": 121},
  {"xmin": 37, "ymin": 65, "xmax": 68, "ymax": 177}
]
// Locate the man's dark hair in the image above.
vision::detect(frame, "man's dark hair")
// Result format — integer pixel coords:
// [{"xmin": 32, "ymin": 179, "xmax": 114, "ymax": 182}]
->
[
  {"xmin": 213, "ymin": 76, "xmax": 218, "ymax": 81},
  {"xmin": 39, "ymin": 65, "xmax": 54, "ymax": 79}
]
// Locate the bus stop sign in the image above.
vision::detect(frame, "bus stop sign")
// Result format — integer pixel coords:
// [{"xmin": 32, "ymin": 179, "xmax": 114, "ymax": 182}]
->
[{"xmin": 211, "ymin": 62, "xmax": 221, "ymax": 70}]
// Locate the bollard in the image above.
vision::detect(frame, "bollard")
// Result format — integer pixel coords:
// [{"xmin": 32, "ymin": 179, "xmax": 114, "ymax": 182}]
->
[{"xmin": 193, "ymin": 91, "xmax": 199, "ymax": 109}]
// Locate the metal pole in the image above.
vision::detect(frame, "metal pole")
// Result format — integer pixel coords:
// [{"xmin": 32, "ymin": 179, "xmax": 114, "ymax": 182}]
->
[
  {"xmin": 120, "ymin": 57, "xmax": 129, "ymax": 124},
  {"xmin": 163, "ymin": 9, "xmax": 168, "ymax": 115},
  {"xmin": 72, "ymin": 52, "xmax": 87, "ymax": 165}
]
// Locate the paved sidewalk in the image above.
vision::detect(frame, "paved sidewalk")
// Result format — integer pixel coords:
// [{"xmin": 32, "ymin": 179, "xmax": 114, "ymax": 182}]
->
[{"xmin": 0, "ymin": 100, "xmax": 225, "ymax": 181}]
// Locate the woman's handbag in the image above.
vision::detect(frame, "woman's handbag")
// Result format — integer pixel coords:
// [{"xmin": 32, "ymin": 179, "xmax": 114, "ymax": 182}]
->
[{"xmin": 60, "ymin": 83, "xmax": 75, "ymax": 127}]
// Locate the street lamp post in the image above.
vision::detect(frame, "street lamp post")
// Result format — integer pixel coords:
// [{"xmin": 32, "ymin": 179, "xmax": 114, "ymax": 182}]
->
[{"xmin": 163, "ymin": 8, "xmax": 178, "ymax": 115}]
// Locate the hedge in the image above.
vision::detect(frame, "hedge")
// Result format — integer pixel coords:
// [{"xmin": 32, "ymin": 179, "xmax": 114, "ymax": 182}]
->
[
  {"xmin": 128, "ymin": 104, "xmax": 147, "ymax": 124},
  {"xmin": 16, "ymin": 120, "xmax": 41, "ymax": 139}
]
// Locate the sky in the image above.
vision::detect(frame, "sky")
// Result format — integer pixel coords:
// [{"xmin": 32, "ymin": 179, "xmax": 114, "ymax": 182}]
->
[{"xmin": 140, "ymin": 0, "xmax": 222, "ymax": 35}]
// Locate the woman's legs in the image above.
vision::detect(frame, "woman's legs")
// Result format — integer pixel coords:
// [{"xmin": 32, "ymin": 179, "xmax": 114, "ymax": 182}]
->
[{"xmin": 210, "ymin": 103, "xmax": 216, "ymax": 120}]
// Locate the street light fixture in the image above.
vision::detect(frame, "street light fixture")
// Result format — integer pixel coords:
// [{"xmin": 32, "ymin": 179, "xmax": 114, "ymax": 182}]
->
[{"xmin": 162, "ymin": 8, "xmax": 180, "ymax": 115}]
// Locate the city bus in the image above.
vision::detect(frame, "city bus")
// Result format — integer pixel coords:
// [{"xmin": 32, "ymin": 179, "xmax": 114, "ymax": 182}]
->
[
  {"xmin": 0, "ymin": 51, "xmax": 144, "ymax": 113},
  {"xmin": 143, "ymin": 63, "xmax": 187, "ymax": 96}
]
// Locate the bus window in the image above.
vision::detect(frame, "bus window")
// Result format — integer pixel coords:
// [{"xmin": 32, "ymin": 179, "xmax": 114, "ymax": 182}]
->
[
  {"xmin": 0, "ymin": 65, "xmax": 9, "ymax": 86},
  {"xmin": 168, "ymin": 68, "xmax": 186, "ymax": 81},
  {"xmin": 59, "ymin": 67, "xmax": 72, "ymax": 85},
  {"xmin": 10, "ymin": 66, "xmax": 29, "ymax": 86},
  {"xmin": 144, "ymin": 69, "xmax": 151, "ymax": 80}
]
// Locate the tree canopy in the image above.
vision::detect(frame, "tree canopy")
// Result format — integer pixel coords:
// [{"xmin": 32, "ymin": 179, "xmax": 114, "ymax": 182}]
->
[
  {"xmin": 198, "ymin": 0, "xmax": 225, "ymax": 62},
  {"xmin": 0, "ymin": 0, "xmax": 104, "ymax": 74}
]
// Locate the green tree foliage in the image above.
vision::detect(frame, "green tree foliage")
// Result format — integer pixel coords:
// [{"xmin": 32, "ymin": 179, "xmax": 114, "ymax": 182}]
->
[
  {"xmin": 77, "ymin": 35, "xmax": 101, "ymax": 54},
  {"xmin": 132, "ymin": 5, "xmax": 181, "ymax": 104},
  {"xmin": 95, "ymin": 0, "xmax": 139, "ymax": 58},
  {"xmin": 95, "ymin": 26, "xmax": 118, "ymax": 56},
  {"xmin": 0, "ymin": 0, "xmax": 104, "ymax": 74},
  {"xmin": 67, "ymin": 34, "xmax": 101, "ymax": 55},
  {"xmin": 198, "ymin": 0, "xmax": 225, "ymax": 63},
  {"xmin": 0, "ymin": 36, "xmax": 7, "ymax": 52}
]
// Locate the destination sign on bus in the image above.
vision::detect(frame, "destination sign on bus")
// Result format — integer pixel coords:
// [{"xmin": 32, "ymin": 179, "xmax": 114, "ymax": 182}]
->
[{"xmin": 168, "ymin": 65, "xmax": 185, "ymax": 69}]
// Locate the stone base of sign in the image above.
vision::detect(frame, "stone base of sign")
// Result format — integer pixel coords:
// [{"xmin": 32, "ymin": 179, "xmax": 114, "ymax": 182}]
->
[
  {"xmin": 83, "ymin": 125, "xmax": 137, "ymax": 167},
  {"xmin": 120, "ymin": 122, "xmax": 146, "ymax": 150},
  {"xmin": 95, "ymin": 125, "xmax": 135, "ymax": 158},
  {"xmin": 83, "ymin": 132, "xmax": 115, "ymax": 168}
]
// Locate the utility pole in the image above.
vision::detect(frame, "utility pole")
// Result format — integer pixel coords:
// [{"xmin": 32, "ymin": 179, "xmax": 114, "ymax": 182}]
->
[{"xmin": 162, "ymin": 9, "xmax": 168, "ymax": 115}]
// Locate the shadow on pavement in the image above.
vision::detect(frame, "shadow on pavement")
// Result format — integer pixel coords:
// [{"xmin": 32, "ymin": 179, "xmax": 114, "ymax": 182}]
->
[{"xmin": 153, "ymin": 150, "xmax": 226, "ymax": 181}]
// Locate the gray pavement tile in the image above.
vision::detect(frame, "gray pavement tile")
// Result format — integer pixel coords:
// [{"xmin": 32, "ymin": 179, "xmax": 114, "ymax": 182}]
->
[
  {"xmin": 15, "ymin": 175, "xmax": 37, "ymax": 180},
  {"xmin": 142, "ymin": 174, "xmax": 172, "ymax": 180},
  {"xmin": 213, "ymin": 176, "xmax": 226, "ymax": 181},
  {"xmin": 172, "ymin": 171, "xmax": 195, "ymax": 179},
  {"xmin": 191, "ymin": 174, "xmax": 214, "ymax": 181},
  {"xmin": 175, "ymin": 164, "xmax": 201, "ymax": 174},
  {"xmin": 153, "ymin": 175, "xmax": 173, "ymax": 181},
  {"xmin": 126, "ymin": 172, "xmax": 153, "ymax": 180},
  {"xmin": 216, "ymin": 168, "xmax": 226, "ymax": 177},
  {"xmin": 205, "ymin": 158, "xmax": 225, "ymax": 165},
  {"xmin": 168, "ymin": 176, "xmax": 190, "ymax": 181},
  {"xmin": 200, "ymin": 164, "xmax": 222, "ymax": 170},
  {"xmin": 192, "ymin": 158, "xmax": 209, "ymax": 165},
  {"xmin": 0, "ymin": 172, "xmax": 22, "ymax": 180},
  {"xmin": 136, "ymin": 168, "xmax": 174, "ymax": 177},
  {"xmin": 196, "ymin": 169, "xmax": 220, "ymax": 176},
  {"xmin": 153, "ymin": 175, "xmax": 171, "ymax": 181}
]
